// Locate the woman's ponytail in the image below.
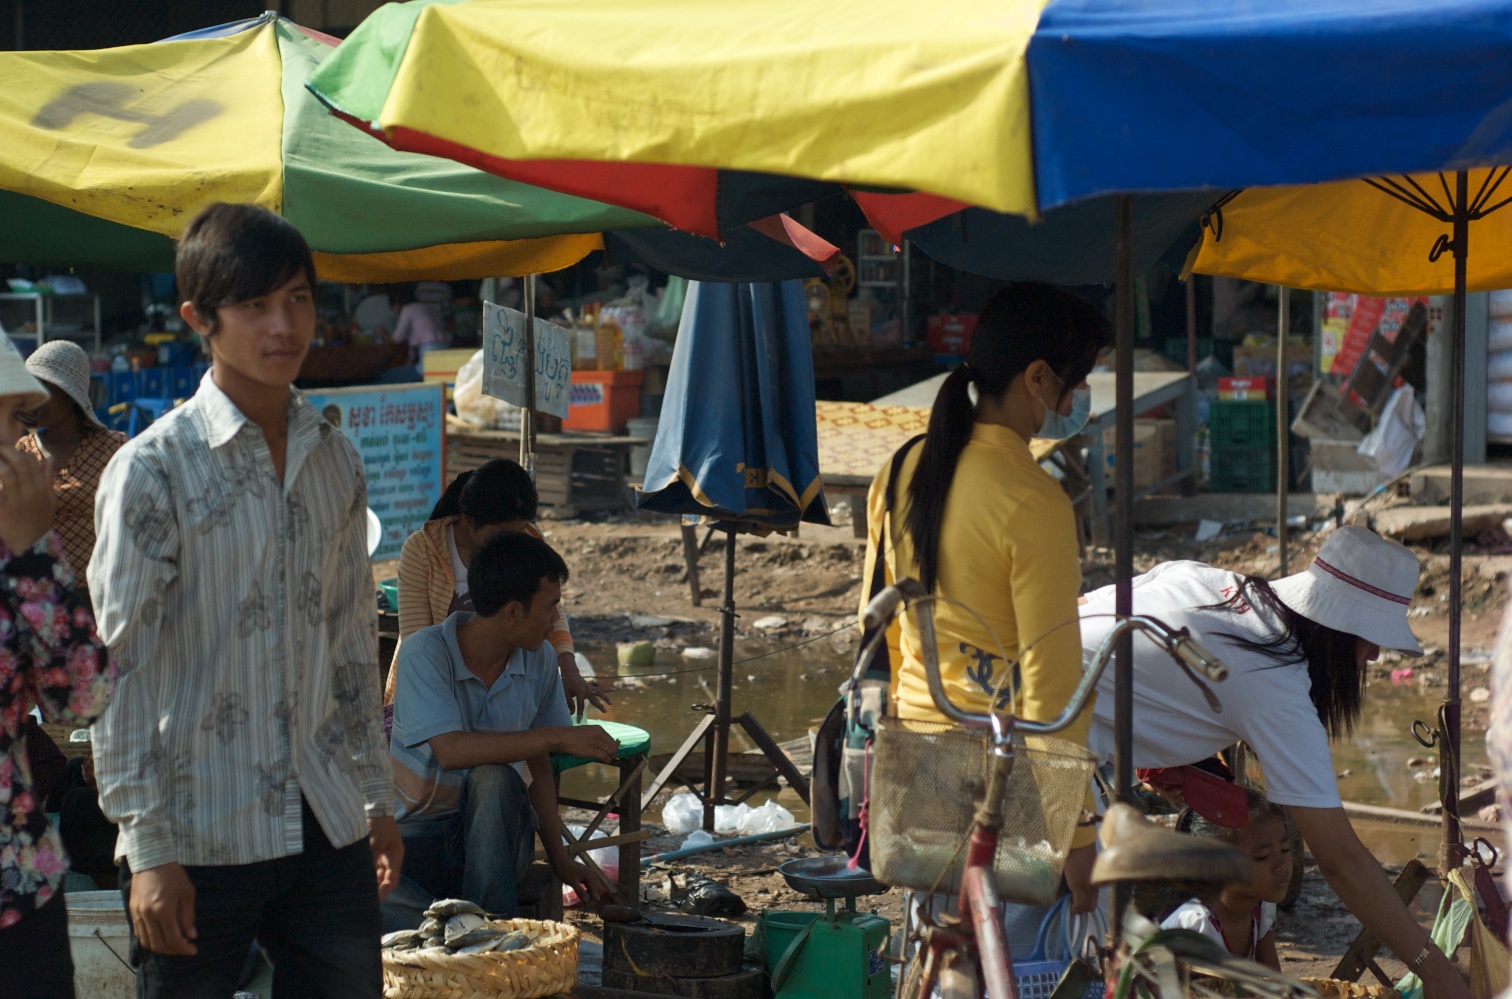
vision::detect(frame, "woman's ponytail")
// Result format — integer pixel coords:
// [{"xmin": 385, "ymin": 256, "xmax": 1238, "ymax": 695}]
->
[{"xmin": 905, "ymin": 365, "xmax": 976, "ymax": 592}]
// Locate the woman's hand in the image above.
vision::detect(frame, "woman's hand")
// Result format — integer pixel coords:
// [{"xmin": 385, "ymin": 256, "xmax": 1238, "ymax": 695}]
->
[
  {"xmin": 1063, "ymin": 843, "xmax": 1099, "ymax": 914},
  {"xmin": 559, "ymin": 652, "xmax": 613, "ymax": 716},
  {"xmin": 0, "ymin": 445, "xmax": 53, "ymax": 554}
]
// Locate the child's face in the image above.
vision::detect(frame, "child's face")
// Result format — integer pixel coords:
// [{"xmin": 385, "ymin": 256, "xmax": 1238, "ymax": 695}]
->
[{"xmin": 1234, "ymin": 814, "xmax": 1291, "ymax": 903}]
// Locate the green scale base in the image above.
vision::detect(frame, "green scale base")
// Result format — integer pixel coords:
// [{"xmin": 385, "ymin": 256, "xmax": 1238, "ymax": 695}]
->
[{"xmin": 761, "ymin": 898, "xmax": 892, "ymax": 999}]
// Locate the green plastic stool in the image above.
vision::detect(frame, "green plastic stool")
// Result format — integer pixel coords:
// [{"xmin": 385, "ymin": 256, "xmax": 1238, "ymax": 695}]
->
[{"xmin": 550, "ymin": 718, "xmax": 650, "ymax": 905}]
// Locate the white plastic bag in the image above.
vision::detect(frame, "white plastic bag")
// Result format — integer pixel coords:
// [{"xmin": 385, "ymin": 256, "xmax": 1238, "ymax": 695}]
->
[
  {"xmin": 661, "ymin": 792, "xmax": 702, "ymax": 835},
  {"xmin": 452, "ymin": 348, "xmax": 521, "ymax": 430},
  {"xmin": 1357, "ymin": 384, "xmax": 1424, "ymax": 477},
  {"xmin": 681, "ymin": 829, "xmax": 715, "ymax": 850},
  {"xmin": 736, "ymin": 800, "xmax": 796, "ymax": 835},
  {"xmin": 713, "ymin": 803, "xmax": 750, "ymax": 835}
]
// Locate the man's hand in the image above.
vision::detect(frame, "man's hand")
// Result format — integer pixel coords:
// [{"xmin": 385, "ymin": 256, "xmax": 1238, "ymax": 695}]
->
[
  {"xmin": 368, "ymin": 816, "xmax": 403, "ymax": 902},
  {"xmin": 556, "ymin": 724, "xmax": 618, "ymax": 763},
  {"xmin": 553, "ymin": 856, "xmax": 614, "ymax": 908},
  {"xmin": 0, "ymin": 446, "xmax": 53, "ymax": 554},
  {"xmin": 1063, "ymin": 843, "xmax": 1099, "ymax": 914},
  {"xmin": 129, "ymin": 862, "xmax": 197, "ymax": 956},
  {"xmin": 559, "ymin": 653, "xmax": 612, "ymax": 717}
]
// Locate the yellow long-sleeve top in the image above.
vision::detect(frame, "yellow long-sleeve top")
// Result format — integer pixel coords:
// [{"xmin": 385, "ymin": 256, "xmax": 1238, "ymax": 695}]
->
[{"xmin": 860, "ymin": 422, "xmax": 1097, "ymax": 848}]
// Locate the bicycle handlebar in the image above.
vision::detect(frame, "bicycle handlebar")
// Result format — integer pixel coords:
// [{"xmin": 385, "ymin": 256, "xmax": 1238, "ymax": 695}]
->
[{"xmin": 858, "ymin": 580, "xmax": 1228, "ymax": 735}]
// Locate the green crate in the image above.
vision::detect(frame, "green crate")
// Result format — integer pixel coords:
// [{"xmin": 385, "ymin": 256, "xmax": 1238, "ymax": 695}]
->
[
  {"xmin": 1210, "ymin": 400, "xmax": 1277, "ymax": 450},
  {"xmin": 1210, "ymin": 447, "xmax": 1276, "ymax": 493}
]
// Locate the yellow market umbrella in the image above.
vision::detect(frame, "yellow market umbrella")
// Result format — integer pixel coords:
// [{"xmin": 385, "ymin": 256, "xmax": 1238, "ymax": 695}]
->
[{"xmin": 0, "ymin": 13, "xmax": 657, "ymax": 279}]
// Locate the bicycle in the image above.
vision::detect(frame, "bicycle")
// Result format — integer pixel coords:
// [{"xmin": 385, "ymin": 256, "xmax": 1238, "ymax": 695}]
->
[{"xmin": 854, "ymin": 579, "xmax": 1317, "ymax": 999}]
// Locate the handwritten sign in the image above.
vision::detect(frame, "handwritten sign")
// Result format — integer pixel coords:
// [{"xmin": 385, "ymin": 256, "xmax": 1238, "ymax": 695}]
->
[
  {"xmin": 482, "ymin": 301, "xmax": 571, "ymax": 418},
  {"xmin": 304, "ymin": 382, "xmax": 445, "ymax": 560}
]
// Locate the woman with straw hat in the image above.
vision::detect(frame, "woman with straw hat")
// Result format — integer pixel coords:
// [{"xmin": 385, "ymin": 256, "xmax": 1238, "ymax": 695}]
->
[
  {"xmin": 0, "ymin": 335, "xmax": 116, "ymax": 998},
  {"xmin": 1080, "ymin": 527, "xmax": 1469, "ymax": 999},
  {"xmin": 17, "ymin": 341, "xmax": 126, "ymax": 585}
]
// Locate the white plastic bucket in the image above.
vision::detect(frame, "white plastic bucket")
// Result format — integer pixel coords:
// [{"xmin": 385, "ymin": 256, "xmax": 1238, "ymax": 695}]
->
[
  {"xmin": 68, "ymin": 889, "xmax": 134, "ymax": 998},
  {"xmin": 626, "ymin": 417, "xmax": 660, "ymax": 479}
]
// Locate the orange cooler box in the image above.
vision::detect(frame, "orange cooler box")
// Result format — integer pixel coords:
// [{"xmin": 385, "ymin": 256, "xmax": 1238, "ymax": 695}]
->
[{"xmin": 565, "ymin": 370, "xmax": 642, "ymax": 433}]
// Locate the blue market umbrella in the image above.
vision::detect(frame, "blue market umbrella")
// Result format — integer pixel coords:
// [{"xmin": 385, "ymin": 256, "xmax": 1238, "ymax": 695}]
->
[
  {"xmin": 639, "ymin": 280, "xmax": 828, "ymax": 531},
  {"xmin": 635, "ymin": 279, "xmax": 827, "ymax": 829}
]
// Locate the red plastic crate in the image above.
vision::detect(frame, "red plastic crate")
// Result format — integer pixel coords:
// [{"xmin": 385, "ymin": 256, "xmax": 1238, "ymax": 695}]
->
[{"xmin": 564, "ymin": 370, "xmax": 643, "ymax": 433}]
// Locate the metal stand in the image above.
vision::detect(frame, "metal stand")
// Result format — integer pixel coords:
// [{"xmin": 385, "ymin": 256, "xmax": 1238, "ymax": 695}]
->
[{"xmin": 641, "ymin": 527, "xmax": 811, "ymax": 829}]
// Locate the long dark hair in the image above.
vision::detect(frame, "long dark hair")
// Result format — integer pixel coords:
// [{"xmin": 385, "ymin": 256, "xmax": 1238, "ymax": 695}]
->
[
  {"xmin": 904, "ymin": 283, "xmax": 1110, "ymax": 592},
  {"xmin": 428, "ymin": 459, "xmax": 539, "ymax": 524},
  {"xmin": 1207, "ymin": 577, "xmax": 1365, "ymax": 739}
]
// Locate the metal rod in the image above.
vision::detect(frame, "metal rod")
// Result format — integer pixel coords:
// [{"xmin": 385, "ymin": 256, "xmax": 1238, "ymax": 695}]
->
[
  {"xmin": 1276, "ymin": 286, "xmax": 1291, "ymax": 576},
  {"xmin": 1113, "ymin": 195, "xmax": 1136, "ymax": 803},
  {"xmin": 1442, "ymin": 171, "xmax": 1468, "ymax": 872},
  {"xmin": 1186, "ymin": 278, "xmax": 1198, "ymax": 375},
  {"xmin": 1112, "ymin": 194, "xmax": 1137, "ymax": 939},
  {"xmin": 519, "ymin": 274, "xmax": 538, "ymax": 479},
  {"xmin": 709, "ymin": 528, "xmax": 737, "ymax": 823}
]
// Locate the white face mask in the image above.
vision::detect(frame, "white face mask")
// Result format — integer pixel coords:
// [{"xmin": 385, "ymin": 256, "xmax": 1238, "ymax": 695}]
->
[{"xmin": 1036, "ymin": 375, "xmax": 1092, "ymax": 441}]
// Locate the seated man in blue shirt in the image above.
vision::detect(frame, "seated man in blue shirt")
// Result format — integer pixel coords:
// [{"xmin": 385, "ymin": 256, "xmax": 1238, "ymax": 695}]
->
[{"xmin": 388, "ymin": 531, "xmax": 618, "ymax": 924}]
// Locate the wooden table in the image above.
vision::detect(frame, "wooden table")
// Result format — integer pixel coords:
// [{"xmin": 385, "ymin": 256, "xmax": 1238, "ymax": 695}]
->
[{"xmin": 447, "ymin": 425, "xmax": 648, "ymax": 517}]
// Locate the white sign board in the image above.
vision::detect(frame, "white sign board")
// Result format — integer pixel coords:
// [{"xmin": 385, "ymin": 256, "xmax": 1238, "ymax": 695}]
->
[{"xmin": 482, "ymin": 301, "xmax": 572, "ymax": 418}]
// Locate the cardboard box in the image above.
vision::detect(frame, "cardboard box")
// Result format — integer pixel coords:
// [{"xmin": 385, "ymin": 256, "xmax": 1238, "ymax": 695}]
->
[
  {"xmin": 1232, "ymin": 345, "xmax": 1313, "ymax": 392},
  {"xmin": 1101, "ymin": 422, "xmax": 1162, "ymax": 491},
  {"xmin": 1218, "ymin": 377, "xmax": 1271, "ymax": 401}
]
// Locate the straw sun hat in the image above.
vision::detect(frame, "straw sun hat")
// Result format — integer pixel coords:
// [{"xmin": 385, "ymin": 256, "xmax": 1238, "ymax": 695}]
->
[
  {"xmin": 1270, "ymin": 526, "xmax": 1424, "ymax": 655},
  {"xmin": 22, "ymin": 340, "xmax": 104, "ymax": 428},
  {"xmin": 0, "ymin": 337, "xmax": 49, "ymax": 409}
]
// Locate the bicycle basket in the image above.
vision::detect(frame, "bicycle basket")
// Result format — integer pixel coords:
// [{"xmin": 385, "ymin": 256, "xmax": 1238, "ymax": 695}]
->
[{"xmin": 868, "ymin": 717, "xmax": 1097, "ymax": 904}]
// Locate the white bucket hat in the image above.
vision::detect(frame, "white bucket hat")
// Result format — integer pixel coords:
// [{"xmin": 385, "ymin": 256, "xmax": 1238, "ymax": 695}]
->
[
  {"xmin": 23, "ymin": 340, "xmax": 104, "ymax": 428},
  {"xmin": 0, "ymin": 336, "xmax": 49, "ymax": 410},
  {"xmin": 1270, "ymin": 526, "xmax": 1424, "ymax": 655}
]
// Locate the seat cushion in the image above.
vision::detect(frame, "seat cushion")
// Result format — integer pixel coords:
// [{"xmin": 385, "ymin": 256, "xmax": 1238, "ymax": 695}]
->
[{"xmin": 552, "ymin": 719, "xmax": 651, "ymax": 774}]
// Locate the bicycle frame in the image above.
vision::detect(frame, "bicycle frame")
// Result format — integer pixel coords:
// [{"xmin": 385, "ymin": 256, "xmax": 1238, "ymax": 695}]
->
[{"xmin": 860, "ymin": 580, "xmax": 1229, "ymax": 999}]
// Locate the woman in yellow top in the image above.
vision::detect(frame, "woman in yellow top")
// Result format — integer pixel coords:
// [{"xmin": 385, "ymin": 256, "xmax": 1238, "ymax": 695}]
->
[{"xmin": 862, "ymin": 282, "xmax": 1109, "ymax": 912}]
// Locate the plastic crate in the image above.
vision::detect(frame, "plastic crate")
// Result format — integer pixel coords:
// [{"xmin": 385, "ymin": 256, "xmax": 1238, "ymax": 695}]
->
[
  {"xmin": 1209, "ymin": 400, "xmax": 1276, "ymax": 450},
  {"xmin": 1210, "ymin": 447, "xmax": 1276, "ymax": 493}
]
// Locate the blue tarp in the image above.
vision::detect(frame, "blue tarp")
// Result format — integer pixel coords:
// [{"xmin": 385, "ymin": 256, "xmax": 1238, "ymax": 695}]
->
[
  {"xmin": 638, "ymin": 281, "xmax": 829, "ymax": 531},
  {"xmin": 1029, "ymin": 0, "xmax": 1512, "ymax": 209}
]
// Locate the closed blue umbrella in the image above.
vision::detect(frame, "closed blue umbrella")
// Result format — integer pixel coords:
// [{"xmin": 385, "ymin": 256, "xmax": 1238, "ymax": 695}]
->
[
  {"xmin": 636, "ymin": 279, "xmax": 827, "ymax": 830},
  {"xmin": 639, "ymin": 280, "xmax": 828, "ymax": 531}
]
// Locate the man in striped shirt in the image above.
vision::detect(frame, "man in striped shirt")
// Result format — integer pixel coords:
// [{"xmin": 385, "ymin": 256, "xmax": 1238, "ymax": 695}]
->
[{"xmin": 90, "ymin": 204, "xmax": 400, "ymax": 999}]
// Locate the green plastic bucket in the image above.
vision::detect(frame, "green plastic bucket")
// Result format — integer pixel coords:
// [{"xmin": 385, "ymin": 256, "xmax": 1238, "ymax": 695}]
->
[{"xmin": 761, "ymin": 910, "xmax": 822, "ymax": 973}]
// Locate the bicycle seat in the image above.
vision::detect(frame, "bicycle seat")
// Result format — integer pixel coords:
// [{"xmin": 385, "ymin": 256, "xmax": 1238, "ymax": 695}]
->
[{"xmin": 1091, "ymin": 803, "xmax": 1251, "ymax": 886}]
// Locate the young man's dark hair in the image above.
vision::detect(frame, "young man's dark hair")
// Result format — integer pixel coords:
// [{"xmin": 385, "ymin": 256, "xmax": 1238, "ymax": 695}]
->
[
  {"xmin": 175, "ymin": 202, "xmax": 318, "ymax": 335},
  {"xmin": 470, "ymin": 532, "xmax": 568, "ymax": 618}
]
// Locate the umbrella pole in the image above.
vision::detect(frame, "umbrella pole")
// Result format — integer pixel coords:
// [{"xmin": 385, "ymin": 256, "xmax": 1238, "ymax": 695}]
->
[
  {"xmin": 1113, "ymin": 195, "xmax": 1136, "ymax": 802},
  {"xmin": 1441, "ymin": 172, "xmax": 1469, "ymax": 873},
  {"xmin": 1276, "ymin": 286, "xmax": 1291, "ymax": 576},
  {"xmin": 705, "ymin": 527, "xmax": 737, "ymax": 831},
  {"xmin": 520, "ymin": 274, "xmax": 538, "ymax": 478}
]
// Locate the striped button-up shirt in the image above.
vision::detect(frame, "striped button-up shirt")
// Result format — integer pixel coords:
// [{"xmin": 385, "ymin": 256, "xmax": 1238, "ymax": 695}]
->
[{"xmin": 90, "ymin": 374, "xmax": 391, "ymax": 872}]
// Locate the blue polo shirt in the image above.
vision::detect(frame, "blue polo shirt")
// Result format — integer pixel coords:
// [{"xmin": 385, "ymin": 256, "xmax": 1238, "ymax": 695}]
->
[{"xmin": 390, "ymin": 612, "xmax": 571, "ymax": 821}]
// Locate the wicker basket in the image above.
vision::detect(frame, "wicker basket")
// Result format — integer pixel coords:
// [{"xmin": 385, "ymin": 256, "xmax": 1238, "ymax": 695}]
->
[
  {"xmin": 382, "ymin": 918, "xmax": 578, "ymax": 999},
  {"xmin": 867, "ymin": 717, "xmax": 1097, "ymax": 904}
]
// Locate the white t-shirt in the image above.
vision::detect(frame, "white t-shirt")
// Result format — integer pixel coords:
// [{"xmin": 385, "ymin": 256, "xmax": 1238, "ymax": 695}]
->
[
  {"xmin": 446, "ymin": 523, "xmax": 469, "ymax": 599},
  {"xmin": 1161, "ymin": 899, "xmax": 1276, "ymax": 958},
  {"xmin": 1079, "ymin": 561, "xmax": 1341, "ymax": 809}
]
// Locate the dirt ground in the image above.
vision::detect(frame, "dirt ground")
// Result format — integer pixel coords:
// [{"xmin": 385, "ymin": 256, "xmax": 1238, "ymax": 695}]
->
[{"xmin": 376, "ymin": 506, "xmax": 1509, "ymax": 986}]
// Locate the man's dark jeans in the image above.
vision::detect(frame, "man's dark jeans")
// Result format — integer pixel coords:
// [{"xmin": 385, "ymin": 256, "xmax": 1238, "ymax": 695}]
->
[
  {"xmin": 385, "ymin": 764, "xmax": 536, "ymax": 929},
  {"xmin": 119, "ymin": 799, "xmax": 381, "ymax": 999}
]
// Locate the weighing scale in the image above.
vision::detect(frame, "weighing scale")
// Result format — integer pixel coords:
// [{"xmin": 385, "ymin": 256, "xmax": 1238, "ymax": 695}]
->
[{"xmin": 763, "ymin": 858, "xmax": 893, "ymax": 999}]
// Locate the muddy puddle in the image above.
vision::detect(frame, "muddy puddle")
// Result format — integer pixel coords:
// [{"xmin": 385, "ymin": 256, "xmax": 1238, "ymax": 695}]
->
[{"xmin": 564, "ymin": 639, "xmax": 1491, "ymax": 867}]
